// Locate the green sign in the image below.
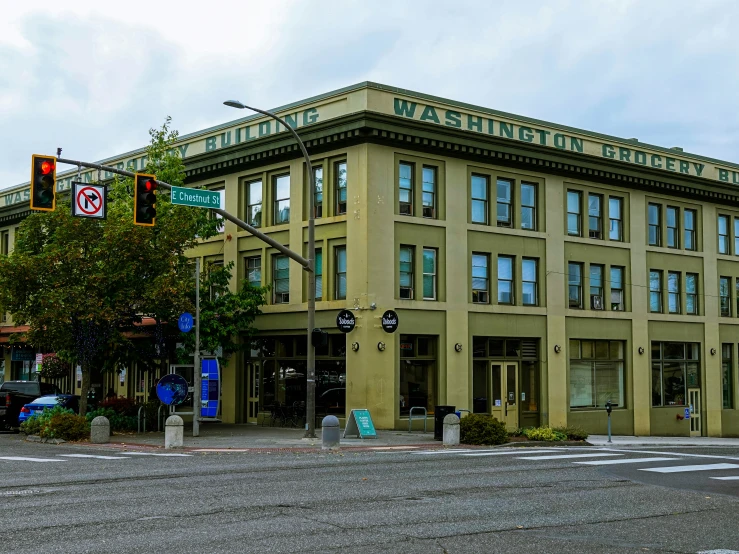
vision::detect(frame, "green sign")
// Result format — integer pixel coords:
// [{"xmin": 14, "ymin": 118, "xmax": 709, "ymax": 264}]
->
[
  {"xmin": 343, "ymin": 409, "xmax": 377, "ymax": 439},
  {"xmin": 171, "ymin": 186, "xmax": 222, "ymax": 209}
]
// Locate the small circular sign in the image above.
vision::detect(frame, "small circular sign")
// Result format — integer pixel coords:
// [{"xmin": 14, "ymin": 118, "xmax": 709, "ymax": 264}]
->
[
  {"xmin": 381, "ymin": 309, "xmax": 399, "ymax": 333},
  {"xmin": 336, "ymin": 310, "xmax": 356, "ymax": 333},
  {"xmin": 178, "ymin": 312, "xmax": 194, "ymax": 333},
  {"xmin": 156, "ymin": 374, "xmax": 189, "ymax": 406}
]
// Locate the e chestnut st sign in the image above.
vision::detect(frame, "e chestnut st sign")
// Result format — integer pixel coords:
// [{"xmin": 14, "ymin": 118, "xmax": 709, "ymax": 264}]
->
[{"xmin": 170, "ymin": 186, "xmax": 222, "ymax": 209}]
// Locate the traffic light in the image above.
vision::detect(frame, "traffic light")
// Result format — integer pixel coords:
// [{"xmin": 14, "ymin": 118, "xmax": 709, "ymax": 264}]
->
[
  {"xmin": 311, "ymin": 328, "xmax": 328, "ymax": 347},
  {"xmin": 30, "ymin": 155, "xmax": 57, "ymax": 211},
  {"xmin": 134, "ymin": 173, "xmax": 157, "ymax": 226}
]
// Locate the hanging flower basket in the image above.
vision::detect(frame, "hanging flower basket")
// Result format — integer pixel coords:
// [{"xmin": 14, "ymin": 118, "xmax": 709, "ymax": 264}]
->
[{"xmin": 38, "ymin": 353, "xmax": 70, "ymax": 379}]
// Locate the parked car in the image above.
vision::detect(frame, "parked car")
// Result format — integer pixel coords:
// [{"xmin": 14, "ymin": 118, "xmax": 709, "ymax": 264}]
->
[
  {"xmin": 0, "ymin": 381, "xmax": 61, "ymax": 431},
  {"xmin": 17, "ymin": 395, "xmax": 80, "ymax": 425}
]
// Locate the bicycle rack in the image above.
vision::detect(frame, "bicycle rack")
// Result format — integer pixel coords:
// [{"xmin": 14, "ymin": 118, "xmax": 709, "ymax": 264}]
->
[
  {"xmin": 157, "ymin": 405, "xmax": 168, "ymax": 432},
  {"xmin": 408, "ymin": 406, "xmax": 427, "ymax": 432},
  {"xmin": 457, "ymin": 409, "xmax": 471, "ymax": 417},
  {"xmin": 137, "ymin": 405, "xmax": 146, "ymax": 434}
]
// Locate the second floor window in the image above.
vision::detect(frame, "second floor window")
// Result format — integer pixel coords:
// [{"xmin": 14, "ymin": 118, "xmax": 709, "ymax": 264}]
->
[
  {"xmin": 720, "ymin": 276, "xmax": 731, "ymax": 316},
  {"xmin": 609, "ymin": 196, "xmax": 623, "ymax": 241},
  {"xmin": 247, "ymin": 180, "xmax": 262, "ymax": 227},
  {"xmin": 399, "ymin": 246, "xmax": 414, "ymax": 299},
  {"xmin": 649, "ymin": 270, "xmax": 662, "ymax": 313},
  {"xmin": 246, "ymin": 256, "xmax": 261, "ymax": 288},
  {"xmin": 590, "ymin": 264, "xmax": 604, "ymax": 309},
  {"xmin": 472, "ymin": 253, "xmax": 489, "ymax": 303},
  {"xmin": 336, "ymin": 161, "xmax": 347, "ymax": 215},
  {"xmin": 496, "ymin": 179, "xmax": 513, "ymax": 227},
  {"xmin": 667, "ymin": 271, "xmax": 681, "ymax": 314},
  {"xmin": 686, "ymin": 273, "xmax": 698, "ymax": 315},
  {"xmin": 648, "ymin": 203, "xmax": 661, "ymax": 246},
  {"xmin": 313, "ymin": 167, "xmax": 323, "ymax": 218},
  {"xmin": 588, "ymin": 194, "xmax": 603, "ymax": 239},
  {"xmin": 422, "ymin": 248, "xmax": 437, "ymax": 300},
  {"xmin": 666, "ymin": 206, "xmax": 679, "ymax": 248},
  {"xmin": 471, "ymin": 175, "xmax": 488, "ymax": 224},
  {"xmin": 335, "ymin": 246, "xmax": 347, "ymax": 300},
  {"xmin": 399, "ymin": 163, "xmax": 413, "ymax": 215},
  {"xmin": 314, "ymin": 249, "xmax": 323, "ymax": 301},
  {"xmin": 273, "ymin": 175, "xmax": 290, "ymax": 224},
  {"xmin": 735, "ymin": 218, "xmax": 739, "ymax": 256},
  {"xmin": 567, "ymin": 190, "xmax": 582, "ymax": 236},
  {"xmin": 521, "ymin": 183, "xmax": 536, "ymax": 230},
  {"xmin": 611, "ymin": 266, "xmax": 624, "ymax": 311},
  {"xmin": 684, "ymin": 209, "xmax": 696, "ymax": 251},
  {"xmin": 522, "ymin": 258, "xmax": 538, "ymax": 306},
  {"xmin": 719, "ymin": 215, "xmax": 729, "ymax": 254},
  {"xmin": 422, "ymin": 167, "xmax": 436, "ymax": 218},
  {"xmin": 273, "ymin": 255, "xmax": 289, "ymax": 304},
  {"xmin": 568, "ymin": 262, "xmax": 583, "ymax": 308},
  {"xmin": 497, "ymin": 255, "xmax": 514, "ymax": 304}
]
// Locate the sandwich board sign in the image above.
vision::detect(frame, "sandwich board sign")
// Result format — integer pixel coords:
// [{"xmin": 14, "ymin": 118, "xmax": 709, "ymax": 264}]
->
[{"xmin": 343, "ymin": 409, "xmax": 377, "ymax": 439}]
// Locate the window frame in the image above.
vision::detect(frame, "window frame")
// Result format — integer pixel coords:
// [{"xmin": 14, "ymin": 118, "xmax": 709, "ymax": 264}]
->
[
  {"xmin": 399, "ymin": 162, "xmax": 414, "ymax": 216},
  {"xmin": 720, "ymin": 276, "xmax": 731, "ymax": 317},
  {"xmin": 334, "ymin": 246, "xmax": 347, "ymax": 300},
  {"xmin": 667, "ymin": 271, "xmax": 681, "ymax": 314},
  {"xmin": 651, "ymin": 341, "xmax": 699, "ymax": 407},
  {"xmin": 588, "ymin": 193, "xmax": 603, "ymax": 240},
  {"xmin": 399, "ymin": 245, "xmax": 414, "ymax": 300},
  {"xmin": 246, "ymin": 179, "xmax": 263, "ymax": 228},
  {"xmin": 589, "ymin": 264, "xmax": 604, "ymax": 310},
  {"xmin": 569, "ymin": 339, "xmax": 625, "ymax": 409},
  {"xmin": 522, "ymin": 257, "xmax": 538, "ymax": 306},
  {"xmin": 610, "ymin": 266, "xmax": 625, "ymax": 311},
  {"xmin": 312, "ymin": 166, "xmax": 324, "ymax": 219},
  {"xmin": 686, "ymin": 273, "xmax": 698, "ymax": 315},
  {"xmin": 272, "ymin": 174, "xmax": 291, "ymax": 225},
  {"xmin": 245, "ymin": 255, "xmax": 262, "ymax": 288},
  {"xmin": 719, "ymin": 215, "xmax": 730, "ymax": 255},
  {"xmin": 520, "ymin": 182, "xmax": 537, "ymax": 231},
  {"xmin": 496, "ymin": 178, "xmax": 513, "ymax": 228},
  {"xmin": 649, "ymin": 270, "xmax": 663, "ymax": 313},
  {"xmin": 422, "ymin": 248, "xmax": 437, "ymax": 300},
  {"xmin": 471, "ymin": 174, "xmax": 489, "ymax": 225},
  {"xmin": 666, "ymin": 206, "xmax": 680, "ymax": 249},
  {"xmin": 497, "ymin": 255, "xmax": 514, "ymax": 305},
  {"xmin": 568, "ymin": 262, "xmax": 583, "ymax": 309},
  {"xmin": 684, "ymin": 208, "xmax": 697, "ymax": 251},
  {"xmin": 335, "ymin": 161, "xmax": 347, "ymax": 216},
  {"xmin": 608, "ymin": 196, "xmax": 623, "ymax": 242},
  {"xmin": 272, "ymin": 254, "xmax": 290, "ymax": 304},
  {"xmin": 567, "ymin": 190, "xmax": 582, "ymax": 237},
  {"xmin": 648, "ymin": 203, "xmax": 661, "ymax": 246},
  {"xmin": 471, "ymin": 253, "xmax": 490, "ymax": 304},
  {"xmin": 422, "ymin": 166, "xmax": 436, "ymax": 219},
  {"xmin": 722, "ymin": 343, "xmax": 734, "ymax": 410}
]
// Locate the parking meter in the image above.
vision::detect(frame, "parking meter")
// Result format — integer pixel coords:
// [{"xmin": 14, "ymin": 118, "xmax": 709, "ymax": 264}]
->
[
  {"xmin": 605, "ymin": 400, "xmax": 612, "ymax": 414},
  {"xmin": 605, "ymin": 400, "xmax": 613, "ymax": 443}
]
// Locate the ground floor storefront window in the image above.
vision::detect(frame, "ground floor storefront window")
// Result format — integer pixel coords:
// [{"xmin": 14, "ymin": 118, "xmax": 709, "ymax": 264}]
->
[
  {"xmin": 399, "ymin": 335, "xmax": 437, "ymax": 415},
  {"xmin": 651, "ymin": 342, "xmax": 699, "ymax": 407},
  {"xmin": 569, "ymin": 340, "xmax": 625, "ymax": 409},
  {"xmin": 723, "ymin": 344, "xmax": 734, "ymax": 409}
]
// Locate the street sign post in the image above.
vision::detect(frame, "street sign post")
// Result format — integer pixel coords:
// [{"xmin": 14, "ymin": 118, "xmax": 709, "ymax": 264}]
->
[
  {"xmin": 170, "ymin": 186, "xmax": 222, "ymax": 209},
  {"xmin": 71, "ymin": 182, "xmax": 106, "ymax": 219}
]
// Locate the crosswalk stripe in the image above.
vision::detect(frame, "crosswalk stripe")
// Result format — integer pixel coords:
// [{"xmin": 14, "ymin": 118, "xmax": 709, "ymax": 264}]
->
[
  {"xmin": 0, "ymin": 456, "xmax": 66, "ymax": 463},
  {"xmin": 574, "ymin": 457, "xmax": 678, "ymax": 466},
  {"xmin": 413, "ymin": 449, "xmax": 482, "ymax": 455},
  {"xmin": 710, "ymin": 476, "xmax": 739, "ymax": 481},
  {"xmin": 516, "ymin": 453, "xmax": 623, "ymax": 461},
  {"xmin": 462, "ymin": 450, "xmax": 560, "ymax": 457},
  {"xmin": 122, "ymin": 452, "xmax": 192, "ymax": 457},
  {"xmin": 58, "ymin": 454, "xmax": 130, "ymax": 460},
  {"xmin": 640, "ymin": 463, "xmax": 739, "ymax": 474}
]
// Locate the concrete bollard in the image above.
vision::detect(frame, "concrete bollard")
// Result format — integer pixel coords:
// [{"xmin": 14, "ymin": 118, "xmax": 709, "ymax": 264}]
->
[
  {"xmin": 321, "ymin": 415, "xmax": 341, "ymax": 450},
  {"xmin": 165, "ymin": 415, "xmax": 184, "ymax": 449},
  {"xmin": 443, "ymin": 413, "xmax": 460, "ymax": 446},
  {"xmin": 90, "ymin": 416, "xmax": 110, "ymax": 444}
]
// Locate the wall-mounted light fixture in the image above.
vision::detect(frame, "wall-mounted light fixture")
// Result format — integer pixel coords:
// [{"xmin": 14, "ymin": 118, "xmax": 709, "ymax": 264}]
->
[
  {"xmin": 554, "ymin": 344, "xmax": 561, "ymax": 354},
  {"xmin": 454, "ymin": 343, "xmax": 463, "ymax": 352},
  {"xmin": 377, "ymin": 342, "xmax": 386, "ymax": 352},
  {"xmin": 351, "ymin": 342, "xmax": 360, "ymax": 352},
  {"xmin": 638, "ymin": 347, "xmax": 645, "ymax": 355},
  {"xmin": 711, "ymin": 348, "xmax": 717, "ymax": 356}
]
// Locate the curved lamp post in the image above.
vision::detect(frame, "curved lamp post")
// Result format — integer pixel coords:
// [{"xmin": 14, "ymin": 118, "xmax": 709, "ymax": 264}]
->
[{"xmin": 224, "ymin": 100, "xmax": 317, "ymax": 439}]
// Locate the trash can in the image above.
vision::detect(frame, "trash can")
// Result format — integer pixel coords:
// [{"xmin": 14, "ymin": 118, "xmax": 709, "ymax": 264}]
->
[{"xmin": 434, "ymin": 405, "xmax": 456, "ymax": 440}]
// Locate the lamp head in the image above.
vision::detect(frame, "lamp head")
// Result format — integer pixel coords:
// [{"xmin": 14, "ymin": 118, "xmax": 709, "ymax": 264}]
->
[{"xmin": 223, "ymin": 100, "xmax": 246, "ymax": 109}]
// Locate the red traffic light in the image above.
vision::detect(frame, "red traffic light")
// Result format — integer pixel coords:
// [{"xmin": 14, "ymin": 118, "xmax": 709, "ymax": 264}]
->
[
  {"xmin": 40, "ymin": 160, "xmax": 54, "ymax": 175},
  {"xmin": 144, "ymin": 179, "xmax": 155, "ymax": 192}
]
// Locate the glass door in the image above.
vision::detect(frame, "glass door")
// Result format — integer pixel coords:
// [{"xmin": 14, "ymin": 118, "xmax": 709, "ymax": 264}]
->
[
  {"xmin": 246, "ymin": 361, "xmax": 260, "ymax": 424},
  {"xmin": 688, "ymin": 388, "xmax": 701, "ymax": 437},
  {"xmin": 490, "ymin": 362, "xmax": 519, "ymax": 431}
]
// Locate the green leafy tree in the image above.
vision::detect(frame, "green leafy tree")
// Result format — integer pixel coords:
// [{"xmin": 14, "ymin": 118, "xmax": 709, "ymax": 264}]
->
[{"xmin": 0, "ymin": 119, "xmax": 226, "ymax": 415}]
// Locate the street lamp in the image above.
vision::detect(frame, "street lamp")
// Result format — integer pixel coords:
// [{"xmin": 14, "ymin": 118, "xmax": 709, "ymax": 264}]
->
[{"xmin": 224, "ymin": 100, "xmax": 318, "ymax": 439}]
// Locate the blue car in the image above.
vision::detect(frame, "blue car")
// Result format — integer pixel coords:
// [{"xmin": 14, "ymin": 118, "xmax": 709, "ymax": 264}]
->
[{"xmin": 17, "ymin": 395, "xmax": 80, "ymax": 425}]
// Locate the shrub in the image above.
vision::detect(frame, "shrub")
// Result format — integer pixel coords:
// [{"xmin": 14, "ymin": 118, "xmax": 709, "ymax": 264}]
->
[
  {"xmin": 508, "ymin": 427, "xmax": 526, "ymax": 437},
  {"xmin": 460, "ymin": 414, "xmax": 509, "ymax": 445},
  {"xmin": 20, "ymin": 405, "xmax": 74, "ymax": 436},
  {"xmin": 553, "ymin": 426, "xmax": 589, "ymax": 441},
  {"xmin": 86, "ymin": 408, "xmax": 137, "ymax": 432},
  {"xmin": 524, "ymin": 426, "xmax": 567, "ymax": 442},
  {"xmin": 41, "ymin": 413, "xmax": 89, "ymax": 441},
  {"xmin": 98, "ymin": 397, "xmax": 138, "ymax": 417}
]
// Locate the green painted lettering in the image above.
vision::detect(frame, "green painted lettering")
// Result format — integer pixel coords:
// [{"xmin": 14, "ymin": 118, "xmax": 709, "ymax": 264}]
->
[
  {"xmin": 634, "ymin": 151, "xmax": 647, "ymax": 165},
  {"xmin": 467, "ymin": 115, "xmax": 483, "ymax": 131},
  {"xmin": 83, "ymin": 172, "xmax": 93, "ymax": 183},
  {"xmin": 719, "ymin": 169, "xmax": 729, "ymax": 181},
  {"xmin": 602, "ymin": 144, "xmax": 615, "ymax": 159},
  {"xmin": 651, "ymin": 155, "xmax": 662, "ymax": 168},
  {"xmin": 205, "ymin": 137, "xmax": 217, "ymax": 151},
  {"xmin": 116, "ymin": 162, "xmax": 124, "ymax": 171},
  {"xmin": 220, "ymin": 131, "xmax": 231, "ymax": 148},
  {"xmin": 679, "ymin": 160, "xmax": 690, "ymax": 174},
  {"xmin": 22, "ymin": 189, "xmax": 30, "ymax": 201},
  {"xmin": 284, "ymin": 113, "xmax": 298, "ymax": 129},
  {"xmin": 244, "ymin": 126, "xmax": 254, "ymax": 140},
  {"xmin": 499, "ymin": 122, "xmax": 514, "ymax": 139},
  {"xmin": 445, "ymin": 110, "xmax": 461, "ymax": 128},
  {"xmin": 535, "ymin": 129, "xmax": 550, "ymax": 146},
  {"xmin": 393, "ymin": 98, "xmax": 417, "ymax": 118},
  {"xmin": 126, "ymin": 159, "xmax": 138, "ymax": 171},
  {"xmin": 303, "ymin": 108, "xmax": 319, "ymax": 125},
  {"xmin": 258, "ymin": 121, "xmax": 271, "ymax": 137},
  {"xmin": 178, "ymin": 144, "xmax": 189, "ymax": 157},
  {"xmin": 554, "ymin": 133, "xmax": 566, "ymax": 149},
  {"xmin": 665, "ymin": 157, "xmax": 676, "ymax": 171},
  {"xmin": 104, "ymin": 171, "xmax": 113, "ymax": 180},
  {"xmin": 420, "ymin": 105, "xmax": 441, "ymax": 124},
  {"xmin": 693, "ymin": 163, "xmax": 704, "ymax": 176},
  {"xmin": 734, "ymin": 172, "xmax": 739, "ymax": 185},
  {"xmin": 519, "ymin": 126, "xmax": 534, "ymax": 142},
  {"xmin": 235, "ymin": 128, "xmax": 241, "ymax": 144},
  {"xmin": 619, "ymin": 148, "xmax": 631, "ymax": 162}
]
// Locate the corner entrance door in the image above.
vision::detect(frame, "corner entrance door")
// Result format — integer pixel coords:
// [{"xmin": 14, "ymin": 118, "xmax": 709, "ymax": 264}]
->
[
  {"xmin": 246, "ymin": 361, "xmax": 260, "ymax": 424},
  {"xmin": 688, "ymin": 388, "xmax": 701, "ymax": 437},
  {"xmin": 490, "ymin": 362, "xmax": 519, "ymax": 431}
]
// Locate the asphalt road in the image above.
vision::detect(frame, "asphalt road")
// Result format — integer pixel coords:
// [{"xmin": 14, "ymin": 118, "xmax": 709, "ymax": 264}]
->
[{"xmin": 1, "ymin": 435, "xmax": 739, "ymax": 553}]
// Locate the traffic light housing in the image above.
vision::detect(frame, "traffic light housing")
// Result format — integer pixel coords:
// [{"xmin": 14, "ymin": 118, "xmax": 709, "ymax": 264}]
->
[
  {"xmin": 134, "ymin": 173, "xmax": 157, "ymax": 226},
  {"xmin": 311, "ymin": 328, "xmax": 328, "ymax": 347},
  {"xmin": 30, "ymin": 155, "xmax": 57, "ymax": 211}
]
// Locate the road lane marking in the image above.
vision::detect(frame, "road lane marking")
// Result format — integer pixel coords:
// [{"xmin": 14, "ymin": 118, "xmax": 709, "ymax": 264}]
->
[
  {"xmin": 122, "ymin": 452, "xmax": 192, "ymax": 457},
  {"xmin": 517, "ymin": 453, "xmax": 623, "ymax": 461},
  {"xmin": 574, "ymin": 457, "xmax": 679, "ymax": 465},
  {"xmin": 0, "ymin": 456, "xmax": 66, "ymax": 463},
  {"xmin": 462, "ymin": 450, "xmax": 560, "ymax": 457},
  {"xmin": 710, "ymin": 476, "xmax": 739, "ymax": 481},
  {"xmin": 640, "ymin": 463, "xmax": 739, "ymax": 474},
  {"xmin": 413, "ymin": 449, "xmax": 482, "ymax": 455},
  {"xmin": 58, "ymin": 454, "xmax": 130, "ymax": 460}
]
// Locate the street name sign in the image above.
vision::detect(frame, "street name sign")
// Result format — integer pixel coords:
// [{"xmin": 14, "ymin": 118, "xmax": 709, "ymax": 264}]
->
[
  {"xmin": 72, "ymin": 182, "xmax": 106, "ymax": 219},
  {"xmin": 343, "ymin": 409, "xmax": 377, "ymax": 439},
  {"xmin": 171, "ymin": 186, "xmax": 222, "ymax": 209}
]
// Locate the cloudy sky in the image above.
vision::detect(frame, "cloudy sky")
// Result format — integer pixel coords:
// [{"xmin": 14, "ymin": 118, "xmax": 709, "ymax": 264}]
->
[{"xmin": 1, "ymin": 0, "xmax": 737, "ymax": 189}]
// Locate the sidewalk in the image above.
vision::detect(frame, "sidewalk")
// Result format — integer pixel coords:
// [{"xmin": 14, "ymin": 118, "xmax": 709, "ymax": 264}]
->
[{"xmin": 588, "ymin": 434, "xmax": 739, "ymax": 447}]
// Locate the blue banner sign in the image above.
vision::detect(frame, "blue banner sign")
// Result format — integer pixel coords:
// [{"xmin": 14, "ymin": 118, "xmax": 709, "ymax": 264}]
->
[
  {"xmin": 201, "ymin": 358, "xmax": 220, "ymax": 418},
  {"xmin": 178, "ymin": 312, "xmax": 194, "ymax": 333}
]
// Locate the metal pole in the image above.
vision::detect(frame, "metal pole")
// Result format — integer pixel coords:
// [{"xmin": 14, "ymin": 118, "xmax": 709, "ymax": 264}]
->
[
  {"xmin": 193, "ymin": 258, "xmax": 200, "ymax": 437},
  {"xmin": 607, "ymin": 412, "xmax": 612, "ymax": 444}
]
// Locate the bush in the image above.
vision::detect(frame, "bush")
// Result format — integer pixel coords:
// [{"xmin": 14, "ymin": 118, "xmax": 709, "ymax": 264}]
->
[
  {"xmin": 98, "ymin": 397, "xmax": 138, "ymax": 417},
  {"xmin": 553, "ymin": 426, "xmax": 589, "ymax": 441},
  {"xmin": 20, "ymin": 405, "xmax": 73, "ymax": 435},
  {"xmin": 523, "ymin": 426, "xmax": 567, "ymax": 442},
  {"xmin": 460, "ymin": 414, "xmax": 509, "ymax": 445},
  {"xmin": 86, "ymin": 408, "xmax": 137, "ymax": 432},
  {"xmin": 41, "ymin": 413, "xmax": 89, "ymax": 441},
  {"xmin": 508, "ymin": 427, "xmax": 526, "ymax": 437}
]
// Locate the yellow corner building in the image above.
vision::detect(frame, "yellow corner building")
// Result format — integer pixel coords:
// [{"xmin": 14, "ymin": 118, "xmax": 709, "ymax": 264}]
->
[{"xmin": 2, "ymin": 82, "xmax": 739, "ymax": 437}]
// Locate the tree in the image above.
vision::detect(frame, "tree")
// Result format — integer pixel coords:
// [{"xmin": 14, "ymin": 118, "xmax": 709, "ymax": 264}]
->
[{"xmin": 0, "ymin": 119, "xmax": 232, "ymax": 415}]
